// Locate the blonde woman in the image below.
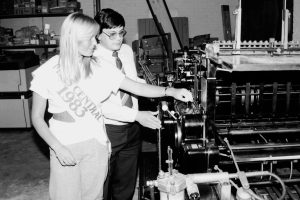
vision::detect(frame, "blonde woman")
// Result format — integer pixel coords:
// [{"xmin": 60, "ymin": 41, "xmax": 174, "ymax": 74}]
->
[{"xmin": 31, "ymin": 12, "xmax": 192, "ymax": 200}]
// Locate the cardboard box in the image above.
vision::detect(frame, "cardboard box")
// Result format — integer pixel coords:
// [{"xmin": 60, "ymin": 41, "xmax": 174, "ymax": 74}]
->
[
  {"xmin": 48, "ymin": 0, "xmax": 57, "ymax": 8},
  {"xmin": 0, "ymin": 52, "xmax": 39, "ymax": 92},
  {"xmin": 58, "ymin": 0, "xmax": 67, "ymax": 7},
  {"xmin": 41, "ymin": 0, "xmax": 49, "ymax": 13},
  {"xmin": 0, "ymin": 92, "xmax": 32, "ymax": 128}
]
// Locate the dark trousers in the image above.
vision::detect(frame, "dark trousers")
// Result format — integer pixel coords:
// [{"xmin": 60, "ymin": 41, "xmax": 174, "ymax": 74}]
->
[{"xmin": 104, "ymin": 122, "xmax": 141, "ymax": 200}]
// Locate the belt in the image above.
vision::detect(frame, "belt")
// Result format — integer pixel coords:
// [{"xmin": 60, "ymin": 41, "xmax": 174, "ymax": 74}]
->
[
  {"xmin": 105, "ymin": 122, "xmax": 136, "ymax": 128},
  {"xmin": 52, "ymin": 111, "xmax": 75, "ymax": 122}
]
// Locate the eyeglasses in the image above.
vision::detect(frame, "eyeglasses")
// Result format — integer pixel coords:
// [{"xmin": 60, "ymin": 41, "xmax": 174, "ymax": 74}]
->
[{"xmin": 102, "ymin": 30, "xmax": 127, "ymax": 40}]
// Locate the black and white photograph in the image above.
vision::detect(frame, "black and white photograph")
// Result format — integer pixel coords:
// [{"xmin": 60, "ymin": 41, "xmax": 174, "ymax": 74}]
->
[{"xmin": 0, "ymin": 0, "xmax": 300, "ymax": 200}]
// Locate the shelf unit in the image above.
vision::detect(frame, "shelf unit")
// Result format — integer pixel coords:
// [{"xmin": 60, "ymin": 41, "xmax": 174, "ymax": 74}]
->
[
  {"xmin": 0, "ymin": 44, "xmax": 58, "ymax": 58},
  {"xmin": 0, "ymin": 13, "xmax": 71, "ymax": 57},
  {"xmin": 0, "ymin": 44, "xmax": 58, "ymax": 49},
  {"xmin": 0, "ymin": 13, "xmax": 70, "ymax": 19},
  {"xmin": 0, "ymin": 13, "xmax": 70, "ymax": 128}
]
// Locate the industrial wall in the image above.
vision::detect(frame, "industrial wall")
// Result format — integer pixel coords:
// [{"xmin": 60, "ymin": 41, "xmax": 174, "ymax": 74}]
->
[
  {"xmin": 294, "ymin": 1, "xmax": 300, "ymax": 40},
  {"xmin": 100, "ymin": 0, "xmax": 238, "ymax": 46},
  {"xmin": 0, "ymin": 0, "xmax": 299, "ymax": 48}
]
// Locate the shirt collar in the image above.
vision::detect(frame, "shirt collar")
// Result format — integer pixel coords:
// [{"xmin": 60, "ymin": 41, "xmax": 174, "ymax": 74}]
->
[{"xmin": 96, "ymin": 44, "xmax": 121, "ymax": 58}]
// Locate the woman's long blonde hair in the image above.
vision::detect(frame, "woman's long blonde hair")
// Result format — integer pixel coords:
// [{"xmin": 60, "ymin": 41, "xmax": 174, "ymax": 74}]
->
[{"xmin": 59, "ymin": 12, "xmax": 99, "ymax": 85}]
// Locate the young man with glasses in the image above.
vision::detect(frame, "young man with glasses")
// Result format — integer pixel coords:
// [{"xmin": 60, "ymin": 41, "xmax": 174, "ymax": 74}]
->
[{"xmin": 93, "ymin": 8, "xmax": 159, "ymax": 200}]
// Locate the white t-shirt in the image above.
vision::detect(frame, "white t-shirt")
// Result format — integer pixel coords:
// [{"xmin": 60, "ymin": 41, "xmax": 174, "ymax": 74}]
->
[{"xmin": 30, "ymin": 55, "xmax": 125, "ymax": 145}]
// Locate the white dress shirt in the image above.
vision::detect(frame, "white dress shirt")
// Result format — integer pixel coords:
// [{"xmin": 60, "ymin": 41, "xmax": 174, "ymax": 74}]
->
[{"xmin": 93, "ymin": 43, "xmax": 145, "ymax": 125}]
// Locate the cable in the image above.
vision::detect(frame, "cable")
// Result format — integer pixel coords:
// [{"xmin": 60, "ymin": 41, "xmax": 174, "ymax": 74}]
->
[
  {"xmin": 243, "ymin": 171, "xmax": 286, "ymax": 200},
  {"xmin": 225, "ymin": 170, "xmax": 286, "ymax": 200},
  {"xmin": 266, "ymin": 172, "xmax": 286, "ymax": 200},
  {"xmin": 18, "ymin": 70, "xmax": 29, "ymax": 127},
  {"xmin": 289, "ymin": 161, "xmax": 293, "ymax": 179}
]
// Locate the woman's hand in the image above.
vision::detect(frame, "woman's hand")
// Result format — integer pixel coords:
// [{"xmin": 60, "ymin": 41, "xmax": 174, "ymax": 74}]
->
[
  {"xmin": 53, "ymin": 145, "xmax": 77, "ymax": 166},
  {"xmin": 167, "ymin": 88, "xmax": 193, "ymax": 102}
]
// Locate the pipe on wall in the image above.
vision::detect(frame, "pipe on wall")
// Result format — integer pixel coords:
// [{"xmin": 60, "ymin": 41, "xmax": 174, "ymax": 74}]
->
[{"xmin": 95, "ymin": 0, "xmax": 101, "ymax": 13}]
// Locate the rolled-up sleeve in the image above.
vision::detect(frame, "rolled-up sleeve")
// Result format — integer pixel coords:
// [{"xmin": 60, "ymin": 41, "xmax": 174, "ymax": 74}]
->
[{"xmin": 30, "ymin": 67, "xmax": 50, "ymax": 99}]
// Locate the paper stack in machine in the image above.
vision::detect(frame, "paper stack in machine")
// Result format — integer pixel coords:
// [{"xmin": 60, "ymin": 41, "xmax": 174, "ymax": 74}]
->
[{"xmin": 0, "ymin": 51, "xmax": 39, "ymax": 128}]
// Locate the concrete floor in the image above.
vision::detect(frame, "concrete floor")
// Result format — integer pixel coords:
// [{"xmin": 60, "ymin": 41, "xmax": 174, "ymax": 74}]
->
[
  {"xmin": 0, "ymin": 128, "xmax": 139, "ymax": 200},
  {"xmin": 0, "ymin": 128, "xmax": 49, "ymax": 200}
]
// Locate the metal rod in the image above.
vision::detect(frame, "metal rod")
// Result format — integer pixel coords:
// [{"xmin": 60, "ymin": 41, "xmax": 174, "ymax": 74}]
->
[
  {"xmin": 285, "ymin": 186, "xmax": 298, "ymax": 200},
  {"xmin": 157, "ymin": 105, "xmax": 162, "ymax": 173},
  {"xmin": 234, "ymin": 0, "xmax": 242, "ymax": 51},
  {"xmin": 216, "ymin": 119, "xmax": 300, "ymax": 128},
  {"xmin": 162, "ymin": 0, "xmax": 183, "ymax": 49},
  {"xmin": 245, "ymin": 83, "xmax": 250, "ymax": 115},
  {"xmin": 266, "ymin": 187, "xmax": 278, "ymax": 200},
  {"xmin": 95, "ymin": 0, "xmax": 101, "ymax": 13},
  {"xmin": 224, "ymin": 138, "xmax": 240, "ymax": 172},
  {"xmin": 215, "ymin": 91, "xmax": 300, "ymax": 97},
  {"xmin": 145, "ymin": 0, "xmax": 171, "ymax": 58},
  {"xmin": 230, "ymin": 143, "xmax": 300, "ymax": 150},
  {"xmin": 283, "ymin": 0, "xmax": 289, "ymax": 49},
  {"xmin": 157, "ymin": 127, "xmax": 162, "ymax": 172},
  {"xmin": 167, "ymin": 146, "xmax": 173, "ymax": 175},
  {"xmin": 250, "ymin": 178, "xmax": 300, "ymax": 185},
  {"xmin": 218, "ymin": 128, "xmax": 300, "ymax": 135},
  {"xmin": 272, "ymin": 82, "xmax": 278, "ymax": 115},
  {"xmin": 286, "ymin": 82, "xmax": 291, "ymax": 114},
  {"xmin": 289, "ymin": 161, "xmax": 293, "ymax": 179},
  {"xmin": 231, "ymin": 83, "xmax": 237, "ymax": 116},
  {"xmin": 202, "ymin": 114, "xmax": 206, "ymax": 147},
  {"xmin": 293, "ymin": 185, "xmax": 300, "ymax": 196},
  {"xmin": 193, "ymin": 62, "xmax": 198, "ymax": 101},
  {"xmin": 235, "ymin": 155, "xmax": 300, "ymax": 162}
]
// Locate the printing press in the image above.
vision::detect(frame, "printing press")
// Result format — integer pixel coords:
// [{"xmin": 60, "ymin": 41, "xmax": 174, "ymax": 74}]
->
[
  {"xmin": 139, "ymin": 41, "xmax": 300, "ymax": 200},
  {"xmin": 136, "ymin": 0, "xmax": 300, "ymax": 199}
]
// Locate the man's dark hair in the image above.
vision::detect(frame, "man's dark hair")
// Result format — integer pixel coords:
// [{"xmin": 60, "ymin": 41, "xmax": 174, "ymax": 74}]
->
[{"xmin": 94, "ymin": 8, "xmax": 125, "ymax": 33}]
